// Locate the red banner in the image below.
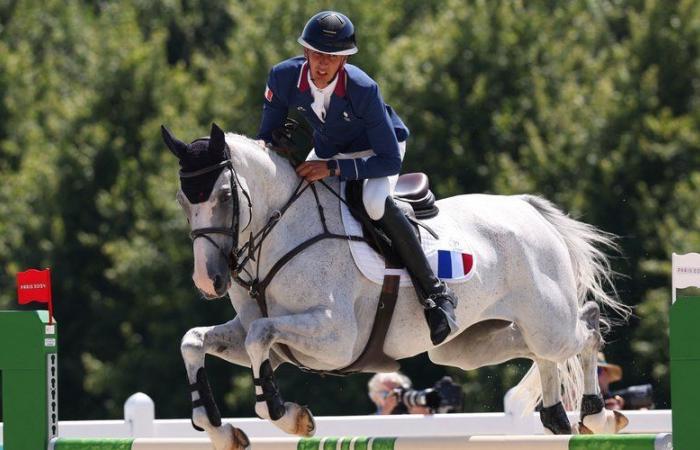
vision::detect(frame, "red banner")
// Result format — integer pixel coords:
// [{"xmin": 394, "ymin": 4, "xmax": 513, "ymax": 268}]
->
[{"xmin": 16, "ymin": 268, "xmax": 54, "ymax": 323}]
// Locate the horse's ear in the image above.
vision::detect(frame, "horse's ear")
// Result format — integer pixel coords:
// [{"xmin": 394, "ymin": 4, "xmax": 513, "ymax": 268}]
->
[
  {"xmin": 209, "ymin": 123, "xmax": 227, "ymax": 158},
  {"xmin": 161, "ymin": 125, "xmax": 187, "ymax": 158}
]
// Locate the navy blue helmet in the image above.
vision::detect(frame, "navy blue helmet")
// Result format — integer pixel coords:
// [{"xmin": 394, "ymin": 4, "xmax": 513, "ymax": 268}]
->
[{"xmin": 298, "ymin": 11, "xmax": 358, "ymax": 55}]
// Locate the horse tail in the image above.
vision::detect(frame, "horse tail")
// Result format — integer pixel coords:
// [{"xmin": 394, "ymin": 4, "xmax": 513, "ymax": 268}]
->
[
  {"xmin": 519, "ymin": 194, "xmax": 630, "ymax": 322},
  {"xmin": 507, "ymin": 195, "xmax": 630, "ymax": 415},
  {"xmin": 505, "ymin": 357, "xmax": 584, "ymax": 416}
]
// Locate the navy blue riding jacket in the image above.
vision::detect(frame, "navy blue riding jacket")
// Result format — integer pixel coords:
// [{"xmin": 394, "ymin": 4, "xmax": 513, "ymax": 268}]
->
[{"xmin": 257, "ymin": 56, "xmax": 409, "ymax": 180}]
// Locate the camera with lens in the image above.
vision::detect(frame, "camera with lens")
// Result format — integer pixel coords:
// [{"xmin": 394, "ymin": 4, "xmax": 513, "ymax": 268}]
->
[
  {"xmin": 390, "ymin": 376, "xmax": 463, "ymax": 414},
  {"xmin": 609, "ymin": 384, "xmax": 654, "ymax": 410}
]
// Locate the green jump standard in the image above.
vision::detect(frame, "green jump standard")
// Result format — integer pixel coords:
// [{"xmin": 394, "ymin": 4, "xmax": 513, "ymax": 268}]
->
[
  {"xmin": 0, "ymin": 311, "xmax": 58, "ymax": 450},
  {"xmin": 671, "ymin": 295, "xmax": 700, "ymax": 450}
]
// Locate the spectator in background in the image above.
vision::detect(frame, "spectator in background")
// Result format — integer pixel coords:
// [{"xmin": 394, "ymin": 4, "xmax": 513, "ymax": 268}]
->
[
  {"xmin": 367, "ymin": 372, "xmax": 431, "ymax": 415},
  {"xmin": 598, "ymin": 353, "xmax": 625, "ymax": 410}
]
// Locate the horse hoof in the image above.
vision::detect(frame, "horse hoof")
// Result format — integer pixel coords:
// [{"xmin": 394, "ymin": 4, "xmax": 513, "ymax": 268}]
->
[
  {"xmin": 614, "ymin": 410, "xmax": 629, "ymax": 432},
  {"xmin": 581, "ymin": 408, "xmax": 628, "ymax": 434},
  {"xmin": 211, "ymin": 423, "xmax": 250, "ymax": 450},
  {"xmin": 577, "ymin": 422, "xmax": 594, "ymax": 434},
  {"xmin": 231, "ymin": 426, "xmax": 251, "ymax": 450},
  {"xmin": 291, "ymin": 403, "xmax": 316, "ymax": 437}
]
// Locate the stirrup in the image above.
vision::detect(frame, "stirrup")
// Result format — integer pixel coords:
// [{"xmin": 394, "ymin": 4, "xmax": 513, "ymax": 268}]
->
[
  {"xmin": 423, "ymin": 284, "xmax": 457, "ymax": 309},
  {"xmin": 429, "ymin": 302, "xmax": 459, "ymax": 332}
]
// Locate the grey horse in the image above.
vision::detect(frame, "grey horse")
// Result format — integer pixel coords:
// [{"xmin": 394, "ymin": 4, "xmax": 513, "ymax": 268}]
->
[{"xmin": 162, "ymin": 124, "xmax": 629, "ymax": 450}]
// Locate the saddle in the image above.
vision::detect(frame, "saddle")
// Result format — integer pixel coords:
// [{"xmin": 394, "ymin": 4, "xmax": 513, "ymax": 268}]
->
[
  {"xmin": 345, "ymin": 172, "xmax": 439, "ymax": 265},
  {"xmin": 393, "ymin": 172, "xmax": 440, "ymax": 220}
]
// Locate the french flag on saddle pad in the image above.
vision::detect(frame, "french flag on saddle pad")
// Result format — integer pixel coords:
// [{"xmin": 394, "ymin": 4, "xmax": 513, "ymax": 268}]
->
[{"xmin": 436, "ymin": 250, "xmax": 474, "ymax": 279}]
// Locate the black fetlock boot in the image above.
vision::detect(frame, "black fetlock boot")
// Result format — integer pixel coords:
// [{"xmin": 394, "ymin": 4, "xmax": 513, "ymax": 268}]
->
[{"xmin": 377, "ymin": 198, "xmax": 459, "ymax": 345}]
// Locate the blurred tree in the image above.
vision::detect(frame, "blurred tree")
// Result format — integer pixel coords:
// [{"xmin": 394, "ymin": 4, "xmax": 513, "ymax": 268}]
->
[{"xmin": 1, "ymin": 0, "xmax": 698, "ymax": 420}]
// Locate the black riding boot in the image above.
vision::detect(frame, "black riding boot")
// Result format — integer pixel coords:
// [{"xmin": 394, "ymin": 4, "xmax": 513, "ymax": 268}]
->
[{"xmin": 377, "ymin": 197, "xmax": 459, "ymax": 345}]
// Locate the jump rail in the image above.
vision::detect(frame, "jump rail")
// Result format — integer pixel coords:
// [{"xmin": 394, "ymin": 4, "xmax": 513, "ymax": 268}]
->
[
  {"xmin": 49, "ymin": 434, "xmax": 672, "ymax": 450},
  {"xmin": 3, "ymin": 409, "xmax": 668, "ymax": 440}
]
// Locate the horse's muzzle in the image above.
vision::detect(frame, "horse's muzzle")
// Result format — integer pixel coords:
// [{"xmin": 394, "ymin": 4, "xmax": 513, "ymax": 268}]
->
[{"xmin": 198, "ymin": 287, "xmax": 227, "ymax": 301}]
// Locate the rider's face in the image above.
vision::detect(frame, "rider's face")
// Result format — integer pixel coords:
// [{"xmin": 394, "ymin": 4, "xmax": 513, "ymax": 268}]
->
[{"xmin": 304, "ymin": 48, "xmax": 347, "ymax": 89}]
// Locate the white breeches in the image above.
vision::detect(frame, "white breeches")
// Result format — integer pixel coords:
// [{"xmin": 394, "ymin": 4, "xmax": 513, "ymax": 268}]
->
[{"xmin": 306, "ymin": 141, "xmax": 407, "ymax": 220}]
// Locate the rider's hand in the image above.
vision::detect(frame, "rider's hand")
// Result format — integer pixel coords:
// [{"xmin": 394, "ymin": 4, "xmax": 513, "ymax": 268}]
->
[{"xmin": 296, "ymin": 161, "xmax": 332, "ymax": 182}]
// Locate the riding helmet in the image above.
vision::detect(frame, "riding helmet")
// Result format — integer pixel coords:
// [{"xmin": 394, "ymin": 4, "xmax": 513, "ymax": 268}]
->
[{"xmin": 297, "ymin": 11, "xmax": 358, "ymax": 55}]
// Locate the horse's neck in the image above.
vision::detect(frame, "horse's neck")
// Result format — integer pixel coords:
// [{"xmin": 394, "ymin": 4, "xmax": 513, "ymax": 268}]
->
[
  {"xmin": 230, "ymin": 136, "xmax": 300, "ymax": 229},
  {"xmin": 233, "ymin": 139, "xmax": 344, "ymax": 272}
]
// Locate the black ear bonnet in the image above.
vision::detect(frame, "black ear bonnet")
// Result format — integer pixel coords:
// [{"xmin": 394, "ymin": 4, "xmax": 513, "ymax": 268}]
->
[{"xmin": 179, "ymin": 138, "xmax": 230, "ymax": 203}]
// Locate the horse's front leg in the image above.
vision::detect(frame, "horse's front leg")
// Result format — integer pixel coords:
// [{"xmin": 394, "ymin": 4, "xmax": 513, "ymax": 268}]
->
[
  {"xmin": 245, "ymin": 308, "xmax": 355, "ymax": 436},
  {"xmin": 181, "ymin": 317, "xmax": 251, "ymax": 450}
]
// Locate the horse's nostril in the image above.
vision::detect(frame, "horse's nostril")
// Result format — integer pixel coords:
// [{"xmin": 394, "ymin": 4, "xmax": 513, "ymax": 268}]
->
[{"xmin": 213, "ymin": 274, "xmax": 224, "ymax": 292}]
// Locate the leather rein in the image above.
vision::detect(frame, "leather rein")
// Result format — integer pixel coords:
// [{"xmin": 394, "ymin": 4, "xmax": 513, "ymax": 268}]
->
[{"xmin": 180, "ymin": 144, "xmax": 367, "ymax": 371}]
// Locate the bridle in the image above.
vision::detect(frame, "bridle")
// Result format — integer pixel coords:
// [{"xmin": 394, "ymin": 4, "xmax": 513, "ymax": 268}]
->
[
  {"xmin": 179, "ymin": 142, "xmax": 252, "ymax": 274},
  {"xmin": 178, "ymin": 140, "xmax": 366, "ymax": 307}
]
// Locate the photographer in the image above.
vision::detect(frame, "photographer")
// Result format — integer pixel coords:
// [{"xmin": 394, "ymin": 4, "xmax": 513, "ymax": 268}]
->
[
  {"xmin": 598, "ymin": 353, "xmax": 654, "ymax": 410},
  {"xmin": 367, "ymin": 372, "xmax": 463, "ymax": 415}
]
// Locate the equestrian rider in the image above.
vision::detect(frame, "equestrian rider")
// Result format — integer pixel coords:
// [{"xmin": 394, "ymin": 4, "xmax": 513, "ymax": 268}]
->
[{"xmin": 257, "ymin": 11, "xmax": 458, "ymax": 345}]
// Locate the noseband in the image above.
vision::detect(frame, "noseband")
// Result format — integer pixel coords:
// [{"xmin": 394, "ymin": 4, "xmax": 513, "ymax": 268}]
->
[{"xmin": 179, "ymin": 155, "xmax": 252, "ymax": 273}]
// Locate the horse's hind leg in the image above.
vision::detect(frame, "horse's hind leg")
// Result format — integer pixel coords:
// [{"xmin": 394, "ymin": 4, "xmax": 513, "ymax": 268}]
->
[
  {"xmin": 181, "ymin": 318, "xmax": 251, "ymax": 450},
  {"xmin": 577, "ymin": 302, "xmax": 628, "ymax": 434},
  {"xmin": 537, "ymin": 359, "xmax": 572, "ymax": 434},
  {"xmin": 430, "ymin": 320, "xmax": 571, "ymax": 433}
]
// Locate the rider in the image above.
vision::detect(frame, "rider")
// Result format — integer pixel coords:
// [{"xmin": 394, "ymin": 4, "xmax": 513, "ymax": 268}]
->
[{"xmin": 257, "ymin": 11, "xmax": 458, "ymax": 345}]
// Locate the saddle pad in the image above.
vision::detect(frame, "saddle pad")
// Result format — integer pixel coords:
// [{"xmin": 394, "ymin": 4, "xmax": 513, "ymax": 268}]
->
[{"xmin": 340, "ymin": 181, "xmax": 476, "ymax": 286}]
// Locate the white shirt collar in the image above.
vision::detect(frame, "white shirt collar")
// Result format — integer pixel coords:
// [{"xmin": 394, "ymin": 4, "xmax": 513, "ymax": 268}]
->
[{"xmin": 308, "ymin": 71, "xmax": 338, "ymax": 122}]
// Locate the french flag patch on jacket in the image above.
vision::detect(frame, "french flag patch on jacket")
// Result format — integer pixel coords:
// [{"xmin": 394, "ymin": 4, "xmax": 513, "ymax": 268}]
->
[{"xmin": 436, "ymin": 250, "xmax": 474, "ymax": 279}]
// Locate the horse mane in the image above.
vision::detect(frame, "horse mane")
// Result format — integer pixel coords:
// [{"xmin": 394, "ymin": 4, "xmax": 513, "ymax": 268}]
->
[{"xmin": 224, "ymin": 133, "xmax": 299, "ymax": 176}]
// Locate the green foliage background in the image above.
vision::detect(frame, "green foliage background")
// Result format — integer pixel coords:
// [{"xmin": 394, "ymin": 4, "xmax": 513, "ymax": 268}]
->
[{"xmin": 1, "ymin": 0, "xmax": 698, "ymax": 420}]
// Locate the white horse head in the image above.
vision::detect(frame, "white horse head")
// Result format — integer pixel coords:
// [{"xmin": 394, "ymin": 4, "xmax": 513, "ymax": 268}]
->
[
  {"xmin": 162, "ymin": 123, "xmax": 299, "ymax": 299},
  {"xmin": 162, "ymin": 124, "xmax": 243, "ymax": 298}
]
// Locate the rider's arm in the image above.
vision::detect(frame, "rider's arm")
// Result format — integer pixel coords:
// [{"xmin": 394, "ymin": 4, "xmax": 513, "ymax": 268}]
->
[
  {"xmin": 334, "ymin": 83, "xmax": 402, "ymax": 180},
  {"xmin": 257, "ymin": 68, "xmax": 289, "ymax": 143}
]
